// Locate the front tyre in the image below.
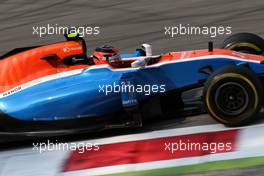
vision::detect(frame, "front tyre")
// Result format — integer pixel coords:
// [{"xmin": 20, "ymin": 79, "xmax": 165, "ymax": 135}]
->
[{"xmin": 203, "ymin": 65, "xmax": 263, "ymax": 126}]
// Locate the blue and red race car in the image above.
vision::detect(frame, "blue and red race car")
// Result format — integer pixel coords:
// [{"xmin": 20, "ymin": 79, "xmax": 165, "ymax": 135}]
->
[{"xmin": 0, "ymin": 33, "xmax": 264, "ymax": 135}]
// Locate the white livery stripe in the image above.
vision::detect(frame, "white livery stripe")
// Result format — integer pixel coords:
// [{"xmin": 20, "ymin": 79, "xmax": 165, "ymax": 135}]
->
[
  {"xmin": 0, "ymin": 69, "xmax": 84, "ymax": 99},
  {"xmin": 0, "ymin": 54, "xmax": 261, "ymax": 98}
]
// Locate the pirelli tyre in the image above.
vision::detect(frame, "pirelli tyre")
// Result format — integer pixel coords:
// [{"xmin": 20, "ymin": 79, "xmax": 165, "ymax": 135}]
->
[
  {"xmin": 221, "ymin": 33, "xmax": 264, "ymax": 55},
  {"xmin": 203, "ymin": 65, "xmax": 263, "ymax": 126}
]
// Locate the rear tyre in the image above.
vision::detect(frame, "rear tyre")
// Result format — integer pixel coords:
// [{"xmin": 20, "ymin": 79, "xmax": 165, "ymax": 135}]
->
[
  {"xmin": 221, "ymin": 33, "xmax": 264, "ymax": 55},
  {"xmin": 203, "ymin": 65, "xmax": 263, "ymax": 126}
]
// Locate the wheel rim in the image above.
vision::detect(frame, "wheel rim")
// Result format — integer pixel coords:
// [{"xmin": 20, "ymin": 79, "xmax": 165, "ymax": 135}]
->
[{"xmin": 214, "ymin": 82, "xmax": 249, "ymax": 116}]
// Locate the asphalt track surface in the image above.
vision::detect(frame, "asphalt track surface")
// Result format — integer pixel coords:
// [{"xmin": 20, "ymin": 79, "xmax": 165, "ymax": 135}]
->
[
  {"xmin": 0, "ymin": 1, "xmax": 264, "ymax": 176},
  {"xmin": 0, "ymin": 0, "xmax": 264, "ymax": 144}
]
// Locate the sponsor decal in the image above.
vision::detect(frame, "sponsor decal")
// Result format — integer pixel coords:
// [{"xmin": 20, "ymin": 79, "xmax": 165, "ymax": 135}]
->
[
  {"xmin": 2, "ymin": 86, "xmax": 22, "ymax": 97},
  {"xmin": 63, "ymin": 46, "xmax": 82, "ymax": 53},
  {"xmin": 0, "ymin": 69, "xmax": 84, "ymax": 98}
]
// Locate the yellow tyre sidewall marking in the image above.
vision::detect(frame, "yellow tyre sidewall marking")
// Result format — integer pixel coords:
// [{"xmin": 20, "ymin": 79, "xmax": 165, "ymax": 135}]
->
[
  {"xmin": 226, "ymin": 42, "xmax": 262, "ymax": 52},
  {"xmin": 206, "ymin": 73, "xmax": 259, "ymax": 123}
]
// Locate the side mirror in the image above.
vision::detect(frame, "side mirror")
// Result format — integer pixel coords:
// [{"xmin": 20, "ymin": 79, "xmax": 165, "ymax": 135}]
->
[{"xmin": 142, "ymin": 44, "xmax": 152, "ymax": 56}]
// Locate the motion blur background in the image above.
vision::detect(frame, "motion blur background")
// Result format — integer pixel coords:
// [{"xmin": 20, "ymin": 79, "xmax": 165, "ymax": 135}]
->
[
  {"xmin": 0, "ymin": 0, "xmax": 264, "ymax": 176},
  {"xmin": 0, "ymin": 0, "xmax": 263, "ymax": 55}
]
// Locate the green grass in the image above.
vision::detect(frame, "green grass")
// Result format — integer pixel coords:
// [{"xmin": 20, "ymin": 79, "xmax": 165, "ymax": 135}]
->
[{"xmin": 106, "ymin": 156, "xmax": 264, "ymax": 176}]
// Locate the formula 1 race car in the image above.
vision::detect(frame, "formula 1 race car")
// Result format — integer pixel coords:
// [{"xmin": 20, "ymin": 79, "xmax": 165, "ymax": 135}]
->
[{"xmin": 0, "ymin": 32, "xmax": 264, "ymax": 135}]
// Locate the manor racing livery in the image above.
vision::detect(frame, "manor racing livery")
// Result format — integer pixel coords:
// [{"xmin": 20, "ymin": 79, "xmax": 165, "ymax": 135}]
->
[
  {"xmin": 0, "ymin": 32, "xmax": 264, "ymax": 135},
  {"xmin": 2, "ymin": 86, "xmax": 22, "ymax": 97}
]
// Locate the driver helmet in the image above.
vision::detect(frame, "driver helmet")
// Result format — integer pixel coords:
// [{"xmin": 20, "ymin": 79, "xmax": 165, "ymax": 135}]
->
[{"xmin": 93, "ymin": 45, "xmax": 121, "ymax": 66}]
